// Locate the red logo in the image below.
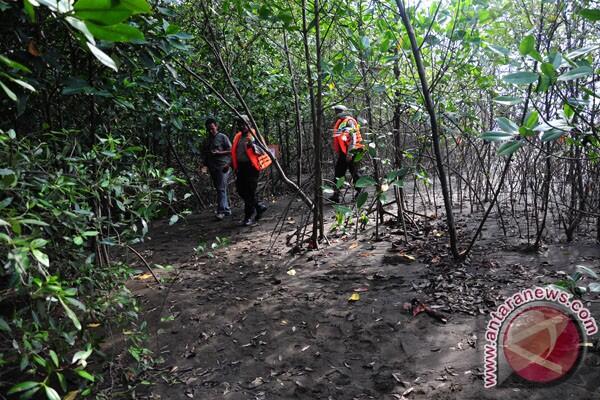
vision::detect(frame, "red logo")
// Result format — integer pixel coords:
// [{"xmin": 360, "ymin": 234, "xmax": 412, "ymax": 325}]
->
[{"xmin": 503, "ymin": 305, "xmax": 582, "ymax": 383}]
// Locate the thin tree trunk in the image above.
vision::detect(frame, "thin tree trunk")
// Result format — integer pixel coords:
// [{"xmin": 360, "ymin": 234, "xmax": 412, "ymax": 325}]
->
[
  {"xmin": 396, "ymin": 0, "xmax": 460, "ymax": 259},
  {"xmin": 166, "ymin": 130, "xmax": 208, "ymax": 210},
  {"xmin": 283, "ymin": 30, "xmax": 304, "ymax": 186},
  {"xmin": 312, "ymin": 0, "xmax": 325, "ymax": 240}
]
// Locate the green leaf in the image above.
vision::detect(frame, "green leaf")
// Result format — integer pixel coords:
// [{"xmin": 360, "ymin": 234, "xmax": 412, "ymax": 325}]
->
[
  {"xmin": 523, "ymin": 111, "xmax": 539, "ymax": 129},
  {"xmin": 536, "ymin": 74, "xmax": 552, "ymax": 93},
  {"xmin": 564, "ymin": 103, "xmax": 575, "ymax": 121},
  {"xmin": 486, "ymin": 44, "xmax": 509, "ymax": 57},
  {"xmin": 0, "ymin": 80, "xmax": 17, "ymax": 101},
  {"xmin": 497, "ymin": 141, "xmax": 522, "ymax": 156},
  {"xmin": 56, "ymin": 372, "xmax": 67, "ymax": 392},
  {"xmin": 540, "ymin": 62, "xmax": 557, "ymax": 78},
  {"xmin": 73, "ymin": 236, "xmax": 84, "ymax": 245},
  {"xmin": 76, "ymin": 369, "xmax": 95, "ymax": 382},
  {"xmin": 20, "ymin": 218, "xmax": 49, "ymax": 226},
  {"xmin": 0, "ymin": 316, "xmax": 10, "ymax": 332},
  {"xmin": 7, "ymin": 381, "xmax": 40, "ymax": 395},
  {"xmin": 30, "ymin": 238, "xmax": 48, "ymax": 249},
  {"xmin": 519, "ymin": 35, "xmax": 535, "ymax": 56},
  {"xmin": 74, "ymin": 0, "xmax": 151, "ymax": 25},
  {"xmin": 59, "ymin": 298, "xmax": 81, "ymax": 330},
  {"xmin": 579, "ymin": 8, "xmax": 600, "ymax": 21},
  {"xmin": 64, "ymin": 296, "xmax": 87, "ymax": 311},
  {"xmin": 566, "ymin": 45, "xmax": 599, "ymax": 59},
  {"xmin": 503, "ymin": 71, "xmax": 539, "ymax": 85},
  {"xmin": 557, "ymin": 66, "xmax": 593, "ymax": 81},
  {"xmin": 354, "ymin": 176, "xmax": 376, "ymax": 188},
  {"xmin": 121, "ymin": 0, "xmax": 152, "ymax": 13},
  {"xmin": 528, "ymin": 49, "xmax": 543, "ymax": 62},
  {"xmin": 481, "ymin": 131, "xmax": 514, "ymax": 142},
  {"xmin": 49, "ymin": 350, "xmax": 59, "ymax": 368},
  {"xmin": 333, "ymin": 205, "xmax": 352, "ymax": 216},
  {"xmin": 540, "ymin": 130, "xmax": 564, "ymax": 142},
  {"xmin": 85, "ymin": 21, "xmax": 145, "ymax": 42},
  {"xmin": 72, "ymin": 346, "xmax": 93, "ymax": 365},
  {"xmin": 0, "ymin": 74, "xmax": 36, "ymax": 92},
  {"xmin": 497, "ymin": 117, "xmax": 518, "ymax": 133},
  {"xmin": 588, "ymin": 283, "xmax": 600, "ymax": 293},
  {"xmin": 0, "ymin": 55, "xmax": 31, "ymax": 73},
  {"xmin": 492, "ymin": 96, "xmax": 523, "ymax": 106},
  {"xmin": 74, "ymin": 0, "xmax": 132, "ymax": 25},
  {"xmin": 360, "ymin": 35, "xmax": 370, "ymax": 50},
  {"xmin": 576, "ymin": 265, "xmax": 598, "ymax": 279},
  {"xmin": 24, "ymin": 0, "xmax": 36, "ymax": 22},
  {"xmin": 550, "ymin": 53, "xmax": 563, "ymax": 69},
  {"xmin": 356, "ymin": 192, "xmax": 368, "ymax": 209},
  {"xmin": 87, "ymin": 43, "xmax": 118, "ymax": 71},
  {"xmin": 44, "ymin": 385, "xmax": 61, "ymax": 400},
  {"xmin": 32, "ymin": 249, "xmax": 49, "ymax": 267}
]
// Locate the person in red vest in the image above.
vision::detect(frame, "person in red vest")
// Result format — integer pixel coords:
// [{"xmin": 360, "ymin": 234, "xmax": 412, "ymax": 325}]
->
[
  {"xmin": 231, "ymin": 115, "xmax": 272, "ymax": 226},
  {"xmin": 330, "ymin": 104, "xmax": 364, "ymax": 203}
]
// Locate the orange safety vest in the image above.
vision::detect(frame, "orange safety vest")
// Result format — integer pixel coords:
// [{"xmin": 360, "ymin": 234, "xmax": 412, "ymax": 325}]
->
[
  {"xmin": 332, "ymin": 116, "xmax": 364, "ymax": 154},
  {"xmin": 231, "ymin": 130, "xmax": 272, "ymax": 171}
]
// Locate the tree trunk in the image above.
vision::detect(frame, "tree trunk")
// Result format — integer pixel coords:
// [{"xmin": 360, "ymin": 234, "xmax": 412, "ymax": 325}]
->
[
  {"xmin": 283, "ymin": 30, "xmax": 304, "ymax": 186},
  {"xmin": 396, "ymin": 0, "xmax": 460, "ymax": 259}
]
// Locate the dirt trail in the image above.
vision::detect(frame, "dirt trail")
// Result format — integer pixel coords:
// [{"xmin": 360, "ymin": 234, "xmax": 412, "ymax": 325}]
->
[{"xmin": 120, "ymin": 196, "xmax": 600, "ymax": 400}]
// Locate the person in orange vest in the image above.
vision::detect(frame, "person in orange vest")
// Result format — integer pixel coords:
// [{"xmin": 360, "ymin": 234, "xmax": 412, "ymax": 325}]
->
[
  {"xmin": 231, "ymin": 115, "xmax": 271, "ymax": 226},
  {"xmin": 330, "ymin": 104, "xmax": 364, "ymax": 203}
]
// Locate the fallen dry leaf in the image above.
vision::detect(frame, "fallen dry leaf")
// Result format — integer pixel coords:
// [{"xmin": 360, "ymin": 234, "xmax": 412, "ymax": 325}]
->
[
  {"xmin": 27, "ymin": 40, "xmax": 41, "ymax": 56},
  {"xmin": 287, "ymin": 269, "xmax": 296, "ymax": 276},
  {"xmin": 348, "ymin": 293, "xmax": 360, "ymax": 301},
  {"xmin": 135, "ymin": 273, "xmax": 153, "ymax": 280},
  {"xmin": 64, "ymin": 391, "xmax": 79, "ymax": 400},
  {"xmin": 249, "ymin": 377, "xmax": 264, "ymax": 388}
]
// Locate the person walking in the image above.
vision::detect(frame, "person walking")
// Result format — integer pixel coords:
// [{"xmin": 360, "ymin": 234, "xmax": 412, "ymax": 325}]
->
[
  {"xmin": 330, "ymin": 105, "xmax": 364, "ymax": 203},
  {"xmin": 202, "ymin": 117, "xmax": 232, "ymax": 220},
  {"xmin": 231, "ymin": 115, "xmax": 272, "ymax": 226}
]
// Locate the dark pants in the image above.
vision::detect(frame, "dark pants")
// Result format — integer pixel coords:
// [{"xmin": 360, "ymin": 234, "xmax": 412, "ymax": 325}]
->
[
  {"xmin": 334, "ymin": 153, "xmax": 360, "ymax": 183},
  {"xmin": 332, "ymin": 153, "xmax": 360, "ymax": 200},
  {"xmin": 236, "ymin": 162, "xmax": 260, "ymax": 220},
  {"xmin": 209, "ymin": 166, "xmax": 230, "ymax": 214}
]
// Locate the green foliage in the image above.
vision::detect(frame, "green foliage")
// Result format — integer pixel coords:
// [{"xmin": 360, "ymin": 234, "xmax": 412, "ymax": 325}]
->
[
  {"xmin": 578, "ymin": 8, "xmax": 600, "ymax": 21},
  {"xmin": 0, "ymin": 1, "xmax": 195, "ymax": 397},
  {"xmin": 194, "ymin": 236, "xmax": 231, "ymax": 258},
  {"xmin": 1, "ymin": 129, "xmax": 178, "ymax": 397},
  {"xmin": 552, "ymin": 265, "xmax": 600, "ymax": 298},
  {"xmin": 502, "ymin": 71, "xmax": 539, "ymax": 85}
]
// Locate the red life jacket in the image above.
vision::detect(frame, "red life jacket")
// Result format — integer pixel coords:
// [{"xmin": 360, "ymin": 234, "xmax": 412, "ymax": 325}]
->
[
  {"xmin": 332, "ymin": 116, "xmax": 364, "ymax": 154},
  {"xmin": 231, "ymin": 130, "xmax": 272, "ymax": 171}
]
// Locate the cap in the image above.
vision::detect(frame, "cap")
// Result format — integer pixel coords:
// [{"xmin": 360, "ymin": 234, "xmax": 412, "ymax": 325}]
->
[
  {"xmin": 238, "ymin": 114, "xmax": 251, "ymax": 126},
  {"xmin": 332, "ymin": 104, "xmax": 348, "ymax": 112}
]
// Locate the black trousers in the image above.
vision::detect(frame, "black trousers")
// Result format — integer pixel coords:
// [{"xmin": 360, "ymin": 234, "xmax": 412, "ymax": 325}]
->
[
  {"xmin": 236, "ymin": 162, "xmax": 260, "ymax": 219},
  {"xmin": 334, "ymin": 153, "xmax": 360, "ymax": 184}
]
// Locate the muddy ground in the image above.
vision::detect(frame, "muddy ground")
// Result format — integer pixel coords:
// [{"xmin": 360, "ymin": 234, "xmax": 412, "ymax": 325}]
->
[{"xmin": 110, "ymin": 193, "xmax": 600, "ymax": 400}]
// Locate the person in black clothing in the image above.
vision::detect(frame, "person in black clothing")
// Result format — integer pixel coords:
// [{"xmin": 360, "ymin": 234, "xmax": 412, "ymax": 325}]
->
[
  {"xmin": 231, "ymin": 115, "xmax": 267, "ymax": 226},
  {"xmin": 202, "ymin": 118, "xmax": 232, "ymax": 220}
]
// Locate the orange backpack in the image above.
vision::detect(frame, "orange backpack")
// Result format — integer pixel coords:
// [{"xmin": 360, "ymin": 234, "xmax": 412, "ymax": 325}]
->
[{"xmin": 231, "ymin": 130, "xmax": 273, "ymax": 171}]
